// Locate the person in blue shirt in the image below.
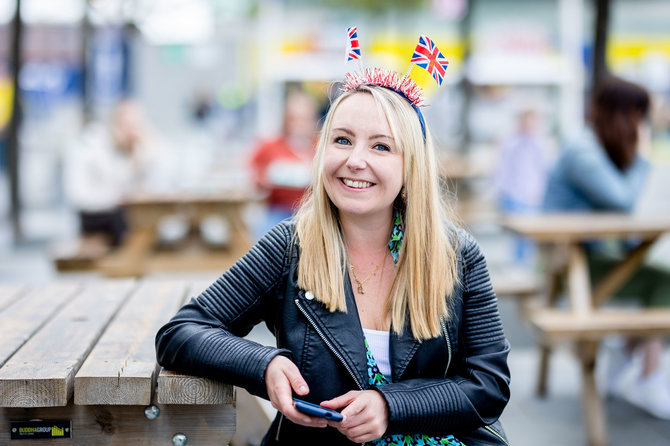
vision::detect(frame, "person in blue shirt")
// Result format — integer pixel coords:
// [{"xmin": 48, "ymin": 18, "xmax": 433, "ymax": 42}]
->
[{"xmin": 543, "ymin": 76, "xmax": 670, "ymax": 420}]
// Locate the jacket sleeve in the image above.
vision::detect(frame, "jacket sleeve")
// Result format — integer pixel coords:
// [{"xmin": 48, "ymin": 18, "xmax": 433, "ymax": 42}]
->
[
  {"xmin": 375, "ymin": 230, "xmax": 511, "ymax": 435},
  {"xmin": 155, "ymin": 222, "xmax": 294, "ymax": 399},
  {"xmin": 563, "ymin": 144, "xmax": 649, "ymax": 212}
]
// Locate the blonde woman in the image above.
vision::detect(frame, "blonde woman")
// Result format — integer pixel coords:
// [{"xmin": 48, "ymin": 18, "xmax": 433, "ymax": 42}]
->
[{"xmin": 156, "ymin": 71, "xmax": 510, "ymax": 445}]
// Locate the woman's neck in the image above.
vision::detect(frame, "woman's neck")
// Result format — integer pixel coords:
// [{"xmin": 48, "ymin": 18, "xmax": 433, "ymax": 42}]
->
[{"xmin": 340, "ymin": 211, "xmax": 393, "ymax": 256}]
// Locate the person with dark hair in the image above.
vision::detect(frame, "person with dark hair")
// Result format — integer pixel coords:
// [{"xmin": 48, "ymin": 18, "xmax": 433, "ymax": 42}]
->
[{"xmin": 543, "ymin": 76, "xmax": 670, "ymax": 420}]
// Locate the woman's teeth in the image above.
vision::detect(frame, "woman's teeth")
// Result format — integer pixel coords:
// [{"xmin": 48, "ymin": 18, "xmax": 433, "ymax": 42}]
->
[{"xmin": 343, "ymin": 179, "xmax": 372, "ymax": 189}]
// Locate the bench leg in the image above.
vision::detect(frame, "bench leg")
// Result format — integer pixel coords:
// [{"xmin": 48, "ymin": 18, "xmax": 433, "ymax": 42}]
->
[
  {"xmin": 577, "ymin": 340, "xmax": 608, "ymax": 446},
  {"xmin": 536, "ymin": 271, "xmax": 563, "ymax": 397},
  {"xmin": 536, "ymin": 346, "xmax": 551, "ymax": 397}
]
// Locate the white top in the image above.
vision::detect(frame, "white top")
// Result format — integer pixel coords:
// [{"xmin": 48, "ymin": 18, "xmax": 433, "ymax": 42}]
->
[{"xmin": 363, "ymin": 328, "xmax": 391, "ymax": 379}]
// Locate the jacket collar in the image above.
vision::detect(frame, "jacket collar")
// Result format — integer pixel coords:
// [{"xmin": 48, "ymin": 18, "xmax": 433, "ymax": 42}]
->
[{"xmin": 295, "ymin": 273, "xmax": 422, "ymax": 386}]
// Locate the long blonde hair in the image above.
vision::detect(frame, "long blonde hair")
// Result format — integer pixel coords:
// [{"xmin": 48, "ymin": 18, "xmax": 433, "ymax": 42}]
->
[{"xmin": 294, "ymin": 85, "xmax": 459, "ymax": 340}]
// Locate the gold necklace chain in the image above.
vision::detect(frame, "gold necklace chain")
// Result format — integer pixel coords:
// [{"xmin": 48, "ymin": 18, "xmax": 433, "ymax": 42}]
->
[{"xmin": 349, "ymin": 251, "xmax": 386, "ymax": 295}]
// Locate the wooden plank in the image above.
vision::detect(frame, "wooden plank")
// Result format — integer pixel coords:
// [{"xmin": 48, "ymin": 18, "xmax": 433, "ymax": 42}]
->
[
  {"xmin": 489, "ymin": 268, "xmax": 541, "ymax": 298},
  {"xmin": 0, "ymin": 280, "xmax": 135, "ymax": 407},
  {"xmin": 155, "ymin": 280, "xmax": 237, "ymax": 406},
  {"xmin": 576, "ymin": 341, "xmax": 608, "ymax": 446},
  {"xmin": 0, "ymin": 402, "xmax": 235, "ymax": 445},
  {"xmin": 530, "ymin": 309, "xmax": 670, "ymax": 342},
  {"xmin": 74, "ymin": 280, "xmax": 188, "ymax": 405},
  {"xmin": 566, "ymin": 244, "xmax": 592, "ymax": 316},
  {"xmin": 503, "ymin": 213, "xmax": 670, "ymax": 242},
  {"xmin": 0, "ymin": 283, "xmax": 26, "ymax": 313},
  {"xmin": 51, "ymin": 234, "xmax": 111, "ymax": 272},
  {"xmin": 0, "ymin": 282, "xmax": 80, "ymax": 368},
  {"xmin": 96, "ymin": 228, "xmax": 156, "ymax": 277},
  {"xmin": 231, "ymin": 388, "xmax": 274, "ymax": 446},
  {"xmin": 157, "ymin": 368, "xmax": 235, "ymax": 405}
]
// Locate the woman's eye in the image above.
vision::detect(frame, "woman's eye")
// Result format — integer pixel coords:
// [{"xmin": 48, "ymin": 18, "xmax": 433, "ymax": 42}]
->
[
  {"xmin": 373, "ymin": 143, "xmax": 390, "ymax": 152},
  {"xmin": 334, "ymin": 136, "xmax": 350, "ymax": 145}
]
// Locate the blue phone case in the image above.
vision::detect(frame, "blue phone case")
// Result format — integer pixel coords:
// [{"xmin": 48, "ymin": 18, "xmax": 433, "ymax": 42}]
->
[{"xmin": 293, "ymin": 398, "xmax": 343, "ymax": 421}]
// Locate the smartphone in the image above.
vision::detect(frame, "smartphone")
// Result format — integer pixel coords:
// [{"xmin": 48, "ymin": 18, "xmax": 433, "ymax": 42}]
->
[{"xmin": 293, "ymin": 398, "xmax": 343, "ymax": 421}]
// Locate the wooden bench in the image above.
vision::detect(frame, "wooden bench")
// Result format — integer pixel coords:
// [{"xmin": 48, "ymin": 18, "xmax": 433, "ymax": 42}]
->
[
  {"xmin": 490, "ymin": 267, "xmax": 542, "ymax": 298},
  {"xmin": 529, "ymin": 308, "xmax": 670, "ymax": 343},
  {"xmin": 489, "ymin": 267, "xmax": 543, "ymax": 317},
  {"xmin": 50, "ymin": 234, "xmax": 112, "ymax": 272},
  {"xmin": 0, "ymin": 280, "xmax": 235, "ymax": 445}
]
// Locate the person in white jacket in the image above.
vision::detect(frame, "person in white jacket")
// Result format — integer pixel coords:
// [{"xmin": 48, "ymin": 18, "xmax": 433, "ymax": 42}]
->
[{"xmin": 64, "ymin": 99, "xmax": 171, "ymax": 246}]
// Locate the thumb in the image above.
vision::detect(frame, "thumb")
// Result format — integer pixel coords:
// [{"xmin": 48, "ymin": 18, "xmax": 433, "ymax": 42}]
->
[{"xmin": 284, "ymin": 364, "xmax": 309, "ymax": 396}]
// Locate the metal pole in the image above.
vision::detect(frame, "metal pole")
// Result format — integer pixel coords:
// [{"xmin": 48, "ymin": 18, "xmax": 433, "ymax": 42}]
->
[
  {"xmin": 81, "ymin": 2, "xmax": 93, "ymax": 125},
  {"xmin": 458, "ymin": 0, "xmax": 473, "ymax": 154},
  {"xmin": 592, "ymin": 0, "xmax": 610, "ymax": 91},
  {"xmin": 7, "ymin": 0, "xmax": 23, "ymax": 243}
]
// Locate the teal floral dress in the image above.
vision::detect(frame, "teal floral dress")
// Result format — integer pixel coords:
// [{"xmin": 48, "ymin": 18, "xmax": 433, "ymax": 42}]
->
[
  {"xmin": 363, "ymin": 339, "xmax": 465, "ymax": 446},
  {"xmin": 363, "ymin": 211, "xmax": 465, "ymax": 446}
]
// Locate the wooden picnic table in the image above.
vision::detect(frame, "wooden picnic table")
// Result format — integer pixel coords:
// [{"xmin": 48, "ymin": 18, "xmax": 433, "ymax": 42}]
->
[
  {"xmin": 0, "ymin": 279, "xmax": 235, "ymax": 445},
  {"xmin": 503, "ymin": 212, "xmax": 670, "ymax": 446},
  {"xmin": 96, "ymin": 189, "xmax": 263, "ymax": 277}
]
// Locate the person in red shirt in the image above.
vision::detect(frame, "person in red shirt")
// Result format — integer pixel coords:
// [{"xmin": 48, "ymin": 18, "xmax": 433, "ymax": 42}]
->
[{"xmin": 249, "ymin": 89, "xmax": 320, "ymax": 236}]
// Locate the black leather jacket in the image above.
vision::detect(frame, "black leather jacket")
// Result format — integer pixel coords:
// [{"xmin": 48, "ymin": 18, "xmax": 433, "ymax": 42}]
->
[{"xmin": 156, "ymin": 222, "xmax": 511, "ymax": 445}]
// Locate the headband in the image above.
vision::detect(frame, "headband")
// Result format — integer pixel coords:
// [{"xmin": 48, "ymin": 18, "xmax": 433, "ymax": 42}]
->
[{"xmin": 342, "ymin": 28, "xmax": 450, "ymax": 140}]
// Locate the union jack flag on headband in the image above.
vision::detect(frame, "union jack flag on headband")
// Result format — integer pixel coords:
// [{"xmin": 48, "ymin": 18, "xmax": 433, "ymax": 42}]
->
[
  {"xmin": 410, "ymin": 35, "xmax": 449, "ymax": 85},
  {"xmin": 346, "ymin": 26, "xmax": 361, "ymax": 61}
]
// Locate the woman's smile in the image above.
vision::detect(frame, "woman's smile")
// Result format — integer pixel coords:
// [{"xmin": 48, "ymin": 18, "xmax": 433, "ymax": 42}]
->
[{"xmin": 340, "ymin": 178, "xmax": 375, "ymax": 189}]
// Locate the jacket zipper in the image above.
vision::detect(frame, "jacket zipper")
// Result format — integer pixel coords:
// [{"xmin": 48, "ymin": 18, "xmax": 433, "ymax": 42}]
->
[
  {"xmin": 484, "ymin": 425, "xmax": 510, "ymax": 446},
  {"xmin": 275, "ymin": 413, "xmax": 284, "ymax": 441},
  {"xmin": 294, "ymin": 299, "xmax": 365, "ymax": 446},
  {"xmin": 440, "ymin": 318, "xmax": 452, "ymax": 377},
  {"xmin": 294, "ymin": 299, "xmax": 364, "ymax": 390}
]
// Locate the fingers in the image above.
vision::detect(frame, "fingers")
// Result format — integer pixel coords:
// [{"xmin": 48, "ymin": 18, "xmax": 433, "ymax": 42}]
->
[
  {"xmin": 329, "ymin": 390, "xmax": 389, "ymax": 443},
  {"xmin": 320, "ymin": 390, "xmax": 357, "ymax": 409},
  {"xmin": 264, "ymin": 356, "xmax": 326, "ymax": 428}
]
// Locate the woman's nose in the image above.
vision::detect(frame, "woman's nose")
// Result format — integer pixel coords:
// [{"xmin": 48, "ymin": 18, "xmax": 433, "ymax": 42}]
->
[{"xmin": 345, "ymin": 145, "xmax": 367, "ymax": 170}]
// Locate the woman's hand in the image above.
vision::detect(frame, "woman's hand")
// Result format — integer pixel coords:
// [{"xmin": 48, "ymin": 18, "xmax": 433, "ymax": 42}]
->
[
  {"xmin": 264, "ymin": 355, "xmax": 328, "ymax": 428},
  {"xmin": 321, "ymin": 390, "xmax": 389, "ymax": 443}
]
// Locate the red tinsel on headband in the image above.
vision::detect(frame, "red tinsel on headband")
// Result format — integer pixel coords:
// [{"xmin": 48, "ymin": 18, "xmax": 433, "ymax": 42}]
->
[{"xmin": 342, "ymin": 68, "xmax": 426, "ymax": 108}]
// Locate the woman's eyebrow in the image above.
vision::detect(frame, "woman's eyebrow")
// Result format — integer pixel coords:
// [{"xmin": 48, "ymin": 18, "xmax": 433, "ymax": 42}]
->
[
  {"xmin": 332, "ymin": 127, "xmax": 393, "ymax": 141},
  {"xmin": 370, "ymin": 134, "xmax": 393, "ymax": 141},
  {"xmin": 332, "ymin": 127, "xmax": 354, "ymax": 136}
]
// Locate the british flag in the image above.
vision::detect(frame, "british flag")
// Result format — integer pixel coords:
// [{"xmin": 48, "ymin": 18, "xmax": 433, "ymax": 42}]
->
[
  {"xmin": 410, "ymin": 35, "xmax": 449, "ymax": 85},
  {"xmin": 347, "ymin": 26, "xmax": 361, "ymax": 61}
]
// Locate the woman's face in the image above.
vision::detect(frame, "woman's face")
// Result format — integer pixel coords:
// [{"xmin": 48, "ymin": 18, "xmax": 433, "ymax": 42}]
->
[{"xmin": 322, "ymin": 93, "xmax": 404, "ymax": 221}]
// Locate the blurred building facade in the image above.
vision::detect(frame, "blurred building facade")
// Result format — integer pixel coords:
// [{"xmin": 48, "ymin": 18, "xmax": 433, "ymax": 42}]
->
[{"xmin": 0, "ymin": 0, "xmax": 669, "ymax": 245}]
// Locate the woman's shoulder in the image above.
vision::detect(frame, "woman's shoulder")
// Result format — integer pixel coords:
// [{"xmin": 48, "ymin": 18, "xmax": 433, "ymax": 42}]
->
[
  {"xmin": 257, "ymin": 220, "xmax": 296, "ymax": 251},
  {"xmin": 445, "ymin": 223, "xmax": 480, "ymax": 261},
  {"xmin": 561, "ymin": 128, "xmax": 603, "ymax": 157}
]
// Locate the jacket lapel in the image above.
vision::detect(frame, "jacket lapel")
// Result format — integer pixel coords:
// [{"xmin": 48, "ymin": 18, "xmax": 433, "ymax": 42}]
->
[
  {"xmin": 389, "ymin": 318, "xmax": 421, "ymax": 381},
  {"xmin": 296, "ymin": 274, "xmax": 369, "ymax": 389}
]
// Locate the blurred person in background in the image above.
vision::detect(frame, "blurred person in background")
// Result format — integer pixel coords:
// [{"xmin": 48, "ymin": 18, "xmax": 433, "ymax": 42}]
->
[
  {"xmin": 157, "ymin": 73, "xmax": 510, "ymax": 445},
  {"xmin": 64, "ymin": 99, "xmax": 173, "ymax": 247},
  {"xmin": 494, "ymin": 107, "xmax": 549, "ymax": 263},
  {"xmin": 543, "ymin": 77, "xmax": 670, "ymax": 420},
  {"xmin": 249, "ymin": 88, "xmax": 320, "ymax": 238}
]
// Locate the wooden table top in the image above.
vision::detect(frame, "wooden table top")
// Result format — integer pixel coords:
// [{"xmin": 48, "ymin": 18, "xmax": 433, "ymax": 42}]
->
[
  {"xmin": 123, "ymin": 189, "xmax": 266, "ymax": 206},
  {"xmin": 502, "ymin": 213, "xmax": 670, "ymax": 242},
  {"xmin": 0, "ymin": 279, "xmax": 231, "ymax": 408}
]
